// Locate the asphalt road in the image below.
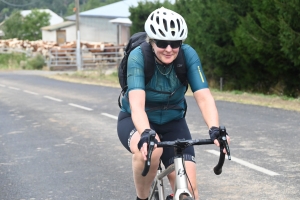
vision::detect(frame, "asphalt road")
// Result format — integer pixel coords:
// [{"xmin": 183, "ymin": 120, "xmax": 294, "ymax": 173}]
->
[{"xmin": 0, "ymin": 71, "xmax": 299, "ymax": 200}]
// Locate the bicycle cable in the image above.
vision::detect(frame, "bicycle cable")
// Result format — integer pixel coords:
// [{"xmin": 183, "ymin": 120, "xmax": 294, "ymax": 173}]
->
[{"xmin": 182, "ymin": 156, "xmax": 196, "ymax": 199}]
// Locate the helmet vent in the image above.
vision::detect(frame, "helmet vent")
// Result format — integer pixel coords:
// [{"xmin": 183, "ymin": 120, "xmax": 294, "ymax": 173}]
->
[
  {"xmin": 158, "ymin": 29, "xmax": 165, "ymax": 37},
  {"xmin": 156, "ymin": 16, "xmax": 160, "ymax": 24},
  {"xmin": 171, "ymin": 31, "xmax": 175, "ymax": 36},
  {"xmin": 170, "ymin": 20, "xmax": 175, "ymax": 28},
  {"xmin": 180, "ymin": 29, "xmax": 184, "ymax": 37},
  {"xmin": 163, "ymin": 19, "xmax": 168, "ymax": 32},
  {"xmin": 163, "ymin": 12, "xmax": 166, "ymax": 15},
  {"xmin": 176, "ymin": 19, "xmax": 180, "ymax": 31},
  {"xmin": 150, "ymin": 25, "xmax": 156, "ymax": 35},
  {"xmin": 150, "ymin": 13, "xmax": 154, "ymax": 21}
]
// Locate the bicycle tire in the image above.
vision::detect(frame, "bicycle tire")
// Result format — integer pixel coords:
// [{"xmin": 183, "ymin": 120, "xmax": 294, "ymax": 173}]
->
[{"xmin": 150, "ymin": 182, "xmax": 159, "ymax": 200}]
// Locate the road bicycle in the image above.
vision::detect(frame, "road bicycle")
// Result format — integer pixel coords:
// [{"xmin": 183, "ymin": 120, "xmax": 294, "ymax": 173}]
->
[{"xmin": 142, "ymin": 126, "xmax": 231, "ymax": 200}]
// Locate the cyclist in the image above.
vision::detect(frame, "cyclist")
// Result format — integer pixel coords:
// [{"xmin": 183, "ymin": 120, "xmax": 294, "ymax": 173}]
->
[{"xmin": 117, "ymin": 7, "xmax": 230, "ymax": 200}]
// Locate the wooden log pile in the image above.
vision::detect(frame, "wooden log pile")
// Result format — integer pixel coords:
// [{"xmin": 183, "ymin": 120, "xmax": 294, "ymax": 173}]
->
[{"xmin": 0, "ymin": 39, "xmax": 124, "ymax": 61}]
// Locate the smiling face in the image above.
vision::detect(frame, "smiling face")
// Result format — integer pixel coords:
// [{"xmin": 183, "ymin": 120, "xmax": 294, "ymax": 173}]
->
[{"xmin": 151, "ymin": 40, "xmax": 181, "ymax": 65}]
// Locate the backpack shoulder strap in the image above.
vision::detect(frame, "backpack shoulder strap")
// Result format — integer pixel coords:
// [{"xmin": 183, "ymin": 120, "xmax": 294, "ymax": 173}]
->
[
  {"xmin": 173, "ymin": 48, "xmax": 188, "ymax": 86},
  {"xmin": 124, "ymin": 32, "xmax": 147, "ymax": 55},
  {"xmin": 140, "ymin": 42, "xmax": 155, "ymax": 86}
]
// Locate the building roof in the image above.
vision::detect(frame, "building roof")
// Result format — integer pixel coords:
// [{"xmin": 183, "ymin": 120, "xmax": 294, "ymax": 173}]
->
[
  {"xmin": 109, "ymin": 18, "xmax": 132, "ymax": 26},
  {"xmin": 66, "ymin": 0, "xmax": 176, "ymax": 20},
  {"xmin": 41, "ymin": 21, "xmax": 75, "ymax": 31},
  {"xmin": 21, "ymin": 9, "xmax": 64, "ymax": 25}
]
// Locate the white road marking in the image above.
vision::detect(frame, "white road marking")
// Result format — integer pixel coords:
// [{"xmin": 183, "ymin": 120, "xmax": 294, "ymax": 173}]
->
[
  {"xmin": 0, "ymin": 84, "xmax": 6, "ymax": 87},
  {"xmin": 9, "ymin": 86, "xmax": 20, "ymax": 90},
  {"xmin": 24, "ymin": 90, "xmax": 39, "ymax": 95},
  {"xmin": 44, "ymin": 96, "xmax": 63, "ymax": 102},
  {"xmin": 101, "ymin": 113, "xmax": 118, "ymax": 120},
  {"xmin": 206, "ymin": 150, "xmax": 280, "ymax": 176},
  {"xmin": 68, "ymin": 103, "xmax": 93, "ymax": 111}
]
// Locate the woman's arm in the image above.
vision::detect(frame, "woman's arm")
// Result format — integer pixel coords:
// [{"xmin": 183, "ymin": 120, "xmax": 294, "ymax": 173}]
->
[
  {"xmin": 194, "ymin": 88, "xmax": 231, "ymax": 151},
  {"xmin": 193, "ymin": 88, "xmax": 219, "ymax": 128},
  {"xmin": 194, "ymin": 88, "xmax": 221, "ymax": 147},
  {"xmin": 129, "ymin": 89, "xmax": 150, "ymax": 135}
]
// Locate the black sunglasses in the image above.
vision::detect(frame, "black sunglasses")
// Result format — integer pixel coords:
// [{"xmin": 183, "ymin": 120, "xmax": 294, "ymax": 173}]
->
[{"xmin": 153, "ymin": 40, "xmax": 182, "ymax": 49}]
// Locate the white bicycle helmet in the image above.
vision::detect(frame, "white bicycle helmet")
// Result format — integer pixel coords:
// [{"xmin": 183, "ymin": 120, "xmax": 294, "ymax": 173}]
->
[{"xmin": 145, "ymin": 7, "xmax": 188, "ymax": 41}]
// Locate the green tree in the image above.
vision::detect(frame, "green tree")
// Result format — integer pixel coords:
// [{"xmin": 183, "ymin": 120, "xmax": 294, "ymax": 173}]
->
[
  {"xmin": 3, "ymin": 10, "xmax": 50, "ymax": 40},
  {"xmin": 276, "ymin": 0, "xmax": 300, "ymax": 96},
  {"xmin": 2, "ymin": 11, "xmax": 23, "ymax": 39},
  {"xmin": 277, "ymin": 1, "xmax": 300, "ymax": 66},
  {"xmin": 129, "ymin": 0, "xmax": 174, "ymax": 35},
  {"xmin": 22, "ymin": 10, "xmax": 51, "ymax": 40},
  {"xmin": 82, "ymin": 0, "xmax": 121, "ymax": 11},
  {"xmin": 232, "ymin": 0, "xmax": 299, "ymax": 96},
  {"xmin": 66, "ymin": 2, "xmax": 76, "ymax": 16},
  {"xmin": 175, "ymin": 0, "xmax": 251, "ymax": 89}
]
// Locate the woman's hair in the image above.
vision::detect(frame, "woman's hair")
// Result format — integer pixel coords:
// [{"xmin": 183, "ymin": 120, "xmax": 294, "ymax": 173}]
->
[{"xmin": 146, "ymin": 36, "xmax": 152, "ymax": 43}]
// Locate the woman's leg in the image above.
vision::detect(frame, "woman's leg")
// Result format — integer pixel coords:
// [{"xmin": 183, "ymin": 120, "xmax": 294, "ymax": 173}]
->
[
  {"xmin": 130, "ymin": 130, "xmax": 162, "ymax": 199},
  {"xmin": 117, "ymin": 111, "xmax": 162, "ymax": 199}
]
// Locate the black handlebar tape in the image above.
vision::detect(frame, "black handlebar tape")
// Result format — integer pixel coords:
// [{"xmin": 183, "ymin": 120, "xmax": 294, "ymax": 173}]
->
[{"xmin": 213, "ymin": 149, "xmax": 225, "ymax": 175}]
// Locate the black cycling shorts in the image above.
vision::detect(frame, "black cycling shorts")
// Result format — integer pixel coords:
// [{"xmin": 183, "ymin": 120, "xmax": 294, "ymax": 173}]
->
[{"xmin": 117, "ymin": 111, "xmax": 195, "ymax": 168}]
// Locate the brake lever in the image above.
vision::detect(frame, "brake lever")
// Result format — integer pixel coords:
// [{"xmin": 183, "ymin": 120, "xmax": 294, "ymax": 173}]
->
[
  {"xmin": 142, "ymin": 130, "xmax": 156, "ymax": 176},
  {"xmin": 219, "ymin": 126, "xmax": 231, "ymax": 160},
  {"xmin": 146, "ymin": 131, "xmax": 156, "ymax": 165}
]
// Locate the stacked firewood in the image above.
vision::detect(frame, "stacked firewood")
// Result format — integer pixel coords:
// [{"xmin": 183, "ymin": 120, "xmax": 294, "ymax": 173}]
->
[{"xmin": 0, "ymin": 39, "xmax": 124, "ymax": 59}]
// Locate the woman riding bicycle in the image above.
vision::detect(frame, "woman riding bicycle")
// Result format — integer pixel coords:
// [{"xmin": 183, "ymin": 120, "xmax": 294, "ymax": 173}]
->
[{"xmin": 117, "ymin": 7, "xmax": 230, "ymax": 200}]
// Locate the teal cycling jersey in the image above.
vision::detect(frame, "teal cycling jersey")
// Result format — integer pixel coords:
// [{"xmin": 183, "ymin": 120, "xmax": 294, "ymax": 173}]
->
[{"xmin": 121, "ymin": 44, "xmax": 208, "ymax": 125}]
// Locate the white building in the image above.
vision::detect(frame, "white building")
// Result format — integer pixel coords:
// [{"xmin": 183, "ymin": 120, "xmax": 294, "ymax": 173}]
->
[
  {"xmin": 41, "ymin": 21, "xmax": 76, "ymax": 44},
  {"xmin": 64, "ymin": 0, "xmax": 176, "ymax": 45}
]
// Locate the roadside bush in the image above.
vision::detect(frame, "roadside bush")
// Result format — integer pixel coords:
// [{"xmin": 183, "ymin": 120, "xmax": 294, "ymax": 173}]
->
[
  {"xmin": 24, "ymin": 54, "xmax": 45, "ymax": 70},
  {"xmin": 0, "ymin": 53, "xmax": 27, "ymax": 69}
]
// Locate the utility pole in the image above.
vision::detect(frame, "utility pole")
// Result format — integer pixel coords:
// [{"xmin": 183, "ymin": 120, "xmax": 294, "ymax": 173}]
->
[{"xmin": 75, "ymin": 0, "xmax": 82, "ymax": 70}]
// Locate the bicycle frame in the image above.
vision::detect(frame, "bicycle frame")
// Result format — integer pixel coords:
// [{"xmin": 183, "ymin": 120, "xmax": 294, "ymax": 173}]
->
[{"xmin": 149, "ymin": 150, "xmax": 194, "ymax": 200}]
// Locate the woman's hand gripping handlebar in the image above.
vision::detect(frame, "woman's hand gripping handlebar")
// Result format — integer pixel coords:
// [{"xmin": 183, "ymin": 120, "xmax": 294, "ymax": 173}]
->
[
  {"xmin": 213, "ymin": 126, "xmax": 231, "ymax": 175},
  {"xmin": 141, "ymin": 126, "xmax": 231, "ymax": 176},
  {"xmin": 141, "ymin": 130, "xmax": 157, "ymax": 176}
]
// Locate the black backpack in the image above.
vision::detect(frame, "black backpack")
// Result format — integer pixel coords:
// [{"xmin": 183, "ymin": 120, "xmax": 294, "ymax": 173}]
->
[{"xmin": 118, "ymin": 32, "xmax": 188, "ymax": 108}]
